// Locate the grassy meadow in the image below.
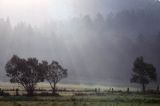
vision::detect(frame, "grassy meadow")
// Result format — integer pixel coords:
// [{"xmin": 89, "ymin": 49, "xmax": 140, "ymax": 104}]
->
[
  {"xmin": 0, "ymin": 83, "xmax": 159, "ymax": 106},
  {"xmin": 0, "ymin": 93, "xmax": 160, "ymax": 106}
]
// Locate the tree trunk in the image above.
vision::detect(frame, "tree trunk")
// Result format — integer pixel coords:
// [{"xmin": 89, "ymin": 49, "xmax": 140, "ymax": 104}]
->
[
  {"xmin": 27, "ymin": 88, "xmax": 34, "ymax": 96},
  {"xmin": 157, "ymin": 85, "xmax": 159, "ymax": 93},
  {"xmin": 52, "ymin": 83, "xmax": 57, "ymax": 96},
  {"xmin": 142, "ymin": 83, "xmax": 146, "ymax": 94}
]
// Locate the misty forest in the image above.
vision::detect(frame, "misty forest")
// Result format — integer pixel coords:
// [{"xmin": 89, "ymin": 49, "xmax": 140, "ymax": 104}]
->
[{"xmin": 0, "ymin": 0, "xmax": 160, "ymax": 106}]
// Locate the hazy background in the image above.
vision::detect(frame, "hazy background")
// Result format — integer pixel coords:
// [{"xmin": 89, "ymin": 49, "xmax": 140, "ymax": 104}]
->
[{"xmin": 0, "ymin": 0, "xmax": 160, "ymax": 88}]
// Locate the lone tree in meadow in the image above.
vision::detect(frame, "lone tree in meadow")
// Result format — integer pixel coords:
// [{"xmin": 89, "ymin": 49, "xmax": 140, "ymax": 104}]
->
[
  {"xmin": 130, "ymin": 56, "xmax": 157, "ymax": 93},
  {"xmin": 42, "ymin": 60, "xmax": 67, "ymax": 95},
  {"xmin": 5, "ymin": 55, "xmax": 44, "ymax": 96}
]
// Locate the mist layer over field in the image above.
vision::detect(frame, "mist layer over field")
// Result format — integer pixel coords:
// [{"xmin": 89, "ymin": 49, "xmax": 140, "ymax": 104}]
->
[{"xmin": 0, "ymin": 0, "xmax": 160, "ymax": 88}]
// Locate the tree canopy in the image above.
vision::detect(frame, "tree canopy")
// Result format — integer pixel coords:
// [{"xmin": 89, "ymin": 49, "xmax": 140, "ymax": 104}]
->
[
  {"xmin": 5, "ymin": 55, "xmax": 68, "ymax": 96},
  {"xmin": 131, "ymin": 56, "xmax": 157, "ymax": 93},
  {"xmin": 42, "ymin": 60, "xmax": 67, "ymax": 95}
]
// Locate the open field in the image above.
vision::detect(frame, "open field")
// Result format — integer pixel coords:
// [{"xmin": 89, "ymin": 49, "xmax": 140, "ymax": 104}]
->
[
  {"xmin": 0, "ymin": 83, "xmax": 159, "ymax": 106},
  {"xmin": 0, "ymin": 94, "xmax": 160, "ymax": 106}
]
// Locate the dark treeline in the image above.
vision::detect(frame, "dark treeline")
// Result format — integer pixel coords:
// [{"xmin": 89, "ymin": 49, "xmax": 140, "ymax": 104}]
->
[{"xmin": 0, "ymin": 0, "xmax": 160, "ymax": 85}]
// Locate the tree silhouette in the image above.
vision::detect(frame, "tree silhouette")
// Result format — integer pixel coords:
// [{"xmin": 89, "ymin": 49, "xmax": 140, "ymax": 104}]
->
[
  {"xmin": 130, "ymin": 56, "xmax": 157, "ymax": 93},
  {"xmin": 44, "ymin": 61, "xmax": 67, "ymax": 95},
  {"xmin": 5, "ymin": 55, "xmax": 43, "ymax": 96}
]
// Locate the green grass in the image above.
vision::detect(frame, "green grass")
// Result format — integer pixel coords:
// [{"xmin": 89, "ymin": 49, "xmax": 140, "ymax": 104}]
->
[{"xmin": 0, "ymin": 94, "xmax": 160, "ymax": 106}]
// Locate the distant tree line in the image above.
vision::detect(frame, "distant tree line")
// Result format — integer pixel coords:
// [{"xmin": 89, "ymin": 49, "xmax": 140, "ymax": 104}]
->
[{"xmin": 5, "ymin": 55, "xmax": 67, "ymax": 96}]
